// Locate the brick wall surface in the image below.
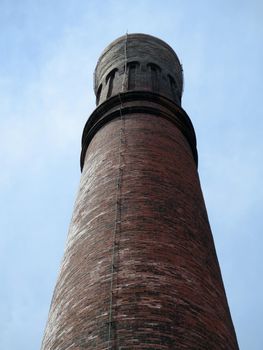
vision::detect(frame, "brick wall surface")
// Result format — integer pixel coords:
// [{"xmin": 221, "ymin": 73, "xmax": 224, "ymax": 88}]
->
[
  {"xmin": 42, "ymin": 113, "xmax": 238, "ymax": 349},
  {"xmin": 94, "ymin": 34, "xmax": 183, "ymax": 107}
]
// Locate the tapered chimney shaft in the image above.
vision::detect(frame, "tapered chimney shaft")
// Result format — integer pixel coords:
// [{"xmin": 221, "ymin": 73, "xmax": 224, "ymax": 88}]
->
[{"xmin": 42, "ymin": 34, "xmax": 238, "ymax": 349}]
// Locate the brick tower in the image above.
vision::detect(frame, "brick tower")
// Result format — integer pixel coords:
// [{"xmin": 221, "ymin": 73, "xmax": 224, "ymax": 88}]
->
[{"xmin": 42, "ymin": 34, "xmax": 239, "ymax": 349}]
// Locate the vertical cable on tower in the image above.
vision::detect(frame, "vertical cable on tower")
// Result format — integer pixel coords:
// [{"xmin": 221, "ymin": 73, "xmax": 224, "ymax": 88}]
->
[{"xmin": 107, "ymin": 31, "xmax": 128, "ymax": 350}]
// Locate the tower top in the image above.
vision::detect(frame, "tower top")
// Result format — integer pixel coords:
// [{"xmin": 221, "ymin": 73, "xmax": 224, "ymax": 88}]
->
[{"xmin": 94, "ymin": 33, "xmax": 184, "ymax": 106}]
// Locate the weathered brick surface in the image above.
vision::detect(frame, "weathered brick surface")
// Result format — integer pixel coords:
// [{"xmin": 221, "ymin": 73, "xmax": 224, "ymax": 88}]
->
[
  {"xmin": 95, "ymin": 34, "xmax": 183, "ymax": 106},
  {"xmin": 42, "ymin": 34, "xmax": 238, "ymax": 349},
  {"xmin": 42, "ymin": 113, "xmax": 238, "ymax": 349}
]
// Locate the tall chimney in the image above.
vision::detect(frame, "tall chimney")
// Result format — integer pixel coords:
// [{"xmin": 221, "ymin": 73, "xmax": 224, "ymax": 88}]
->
[{"xmin": 42, "ymin": 33, "xmax": 239, "ymax": 349}]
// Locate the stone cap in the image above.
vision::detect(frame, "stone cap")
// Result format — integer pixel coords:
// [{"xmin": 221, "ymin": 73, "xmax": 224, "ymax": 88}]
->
[{"xmin": 94, "ymin": 33, "xmax": 184, "ymax": 106}]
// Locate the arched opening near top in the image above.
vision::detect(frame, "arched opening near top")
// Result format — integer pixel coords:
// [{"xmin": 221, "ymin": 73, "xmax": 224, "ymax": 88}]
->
[
  {"xmin": 96, "ymin": 83, "xmax": 102, "ymax": 105},
  {"xmin": 106, "ymin": 68, "xmax": 118, "ymax": 98},
  {"xmin": 127, "ymin": 61, "xmax": 140, "ymax": 90},
  {"xmin": 147, "ymin": 63, "xmax": 161, "ymax": 92},
  {"xmin": 168, "ymin": 74, "xmax": 178, "ymax": 101}
]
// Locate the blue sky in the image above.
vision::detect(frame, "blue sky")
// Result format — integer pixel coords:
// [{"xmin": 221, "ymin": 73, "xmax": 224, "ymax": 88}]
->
[{"xmin": 0, "ymin": 0, "xmax": 262, "ymax": 348}]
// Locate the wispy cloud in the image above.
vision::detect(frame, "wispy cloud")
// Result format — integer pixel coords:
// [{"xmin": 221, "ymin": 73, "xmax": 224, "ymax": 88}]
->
[{"xmin": 0, "ymin": 1, "xmax": 262, "ymax": 349}]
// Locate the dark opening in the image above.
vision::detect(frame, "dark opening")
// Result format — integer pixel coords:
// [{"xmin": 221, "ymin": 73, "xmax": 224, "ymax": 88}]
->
[
  {"xmin": 148, "ymin": 63, "xmax": 161, "ymax": 92},
  {"xmin": 96, "ymin": 84, "xmax": 102, "ymax": 105},
  {"xmin": 127, "ymin": 62, "xmax": 139, "ymax": 90},
  {"xmin": 106, "ymin": 69, "xmax": 118, "ymax": 98},
  {"xmin": 168, "ymin": 74, "xmax": 178, "ymax": 100}
]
